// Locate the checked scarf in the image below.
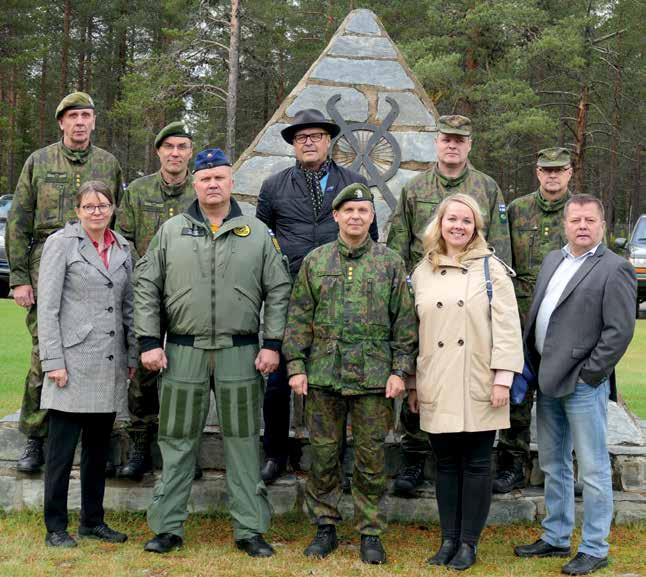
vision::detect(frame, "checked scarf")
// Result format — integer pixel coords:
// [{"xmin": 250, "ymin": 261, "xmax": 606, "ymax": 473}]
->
[{"xmin": 301, "ymin": 160, "xmax": 330, "ymax": 218}]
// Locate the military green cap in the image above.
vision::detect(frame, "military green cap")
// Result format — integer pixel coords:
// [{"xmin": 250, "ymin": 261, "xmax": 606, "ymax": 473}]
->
[
  {"xmin": 537, "ymin": 147, "xmax": 571, "ymax": 168},
  {"xmin": 154, "ymin": 121, "xmax": 193, "ymax": 149},
  {"xmin": 332, "ymin": 183, "xmax": 374, "ymax": 210},
  {"xmin": 55, "ymin": 91, "xmax": 95, "ymax": 120},
  {"xmin": 437, "ymin": 114, "xmax": 472, "ymax": 136}
]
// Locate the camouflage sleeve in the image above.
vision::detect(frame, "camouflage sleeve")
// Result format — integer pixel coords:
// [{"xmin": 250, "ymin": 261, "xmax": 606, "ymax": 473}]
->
[
  {"xmin": 6, "ymin": 155, "xmax": 36, "ymax": 287},
  {"xmin": 486, "ymin": 183, "xmax": 512, "ymax": 266},
  {"xmin": 134, "ymin": 228, "xmax": 165, "ymax": 343},
  {"xmin": 389, "ymin": 259, "xmax": 418, "ymax": 375},
  {"xmin": 386, "ymin": 184, "xmax": 412, "ymax": 270},
  {"xmin": 282, "ymin": 257, "xmax": 316, "ymax": 377},
  {"xmin": 260, "ymin": 228, "xmax": 292, "ymax": 349},
  {"xmin": 113, "ymin": 161, "xmax": 126, "ymax": 207},
  {"xmin": 114, "ymin": 187, "xmax": 140, "ymax": 262}
]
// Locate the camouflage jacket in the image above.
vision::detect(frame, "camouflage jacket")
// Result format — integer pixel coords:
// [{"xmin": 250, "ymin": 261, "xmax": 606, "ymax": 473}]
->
[
  {"xmin": 386, "ymin": 163, "xmax": 511, "ymax": 271},
  {"xmin": 283, "ymin": 235, "xmax": 418, "ymax": 394},
  {"xmin": 6, "ymin": 140, "xmax": 123, "ymax": 289},
  {"xmin": 508, "ymin": 189, "xmax": 569, "ymax": 322},
  {"xmin": 116, "ymin": 170, "xmax": 194, "ymax": 260}
]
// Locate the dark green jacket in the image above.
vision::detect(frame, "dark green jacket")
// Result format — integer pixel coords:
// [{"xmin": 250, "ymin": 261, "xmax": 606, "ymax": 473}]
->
[{"xmin": 283, "ymin": 236, "xmax": 418, "ymax": 394}]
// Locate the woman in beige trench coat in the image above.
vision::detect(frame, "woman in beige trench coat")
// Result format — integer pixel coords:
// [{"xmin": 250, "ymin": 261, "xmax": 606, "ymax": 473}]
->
[{"xmin": 409, "ymin": 193, "xmax": 523, "ymax": 570}]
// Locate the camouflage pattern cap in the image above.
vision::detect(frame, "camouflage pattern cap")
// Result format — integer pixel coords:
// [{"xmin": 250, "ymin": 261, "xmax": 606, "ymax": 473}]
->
[
  {"xmin": 193, "ymin": 147, "xmax": 231, "ymax": 173},
  {"xmin": 437, "ymin": 115, "xmax": 472, "ymax": 136},
  {"xmin": 154, "ymin": 121, "xmax": 193, "ymax": 149},
  {"xmin": 55, "ymin": 91, "xmax": 95, "ymax": 119},
  {"xmin": 537, "ymin": 147, "xmax": 571, "ymax": 168},
  {"xmin": 332, "ymin": 182, "xmax": 374, "ymax": 210}
]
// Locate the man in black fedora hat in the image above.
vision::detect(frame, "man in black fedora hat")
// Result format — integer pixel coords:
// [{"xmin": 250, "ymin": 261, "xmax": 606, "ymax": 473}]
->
[{"xmin": 256, "ymin": 108, "xmax": 379, "ymax": 484}]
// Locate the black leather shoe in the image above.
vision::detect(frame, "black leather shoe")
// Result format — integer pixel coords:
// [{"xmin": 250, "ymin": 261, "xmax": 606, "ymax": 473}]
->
[
  {"xmin": 79, "ymin": 523, "xmax": 127, "ymax": 543},
  {"xmin": 514, "ymin": 538, "xmax": 571, "ymax": 558},
  {"xmin": 360, "ymin": 534, "xmax": 386, "ymax": 564},
  {"xmin": 493, "ymin": 463, "xmax": 525, "ymax": 493},
  {"xmin": 393, "ymin": 462, "xmax": 424, "ymax": 496},
  {"xmin": 260, "ymin": 459, "xmax": 283, "ymax": 485},
  {"xmin": 304, "ymin": 524, "xmax": 338, "ymax": 558},
  {"xmin": 17, "ymin": 437, "xmax": 45, "ymax": 473},
  {"xmin": 447, "ymin": 542, "xmax": 477, "ymax": 571},
  {"xmin": 427, "ymin": 538, "xmax": 459, "ymax": 566},
  {"xmin": 561, "ymin": 553, "xmax": 609, "ymax": 575},
  {"xmin": 235, "ymin": 534, "xmax": 275, "ymax": 558},
  {"xmin": 144, "ymin": 533, "xmax": 183, "ymax": 553},
  {"xmin": 119, "ymin": 431, "xmax": 151, "ymax": 481},
  {"xmin": 45, "ymin": 530, "xmax": 77, "ymax": 548}
]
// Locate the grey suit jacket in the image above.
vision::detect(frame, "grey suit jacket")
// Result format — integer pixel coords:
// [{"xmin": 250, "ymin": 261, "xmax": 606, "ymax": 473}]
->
[
  {"xmin": 524, "ymin": 244, "xmax": 636, "ymax": 399},
  {"xmin": 38, "ymin": 221, "xmax": 137, "ymax": 413}
]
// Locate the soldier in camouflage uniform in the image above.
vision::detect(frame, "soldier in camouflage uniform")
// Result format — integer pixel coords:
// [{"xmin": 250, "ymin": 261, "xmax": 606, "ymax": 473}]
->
[
  {"xmin": 115, "ymin": 121, "xmax": 195, "ymax": 481},
  {"xmin": 6, "ymin": 92, "xmax": 124, "ymax": 473},
  {"xmin": 493, "ymin": 147, "xmax": 572, "ymax": 493},
  {"xmin": 386, "ymin": 114, "xmax": 511, "ymax": 494},
  {"xmin": 283, "ymin": 183, "xmax": 418, "ymax": 565}
]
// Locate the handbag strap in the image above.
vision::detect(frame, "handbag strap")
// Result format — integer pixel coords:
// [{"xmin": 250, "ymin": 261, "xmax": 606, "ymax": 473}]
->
[{"xmin": 483, "ymin": 255, "xmax": 493, "ymax": 306}]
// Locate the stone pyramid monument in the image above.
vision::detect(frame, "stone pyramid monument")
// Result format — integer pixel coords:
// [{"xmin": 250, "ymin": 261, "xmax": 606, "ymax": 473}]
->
[{"xmin": 233, "ymin": 8, "xmax": 439, "ymax": 239}]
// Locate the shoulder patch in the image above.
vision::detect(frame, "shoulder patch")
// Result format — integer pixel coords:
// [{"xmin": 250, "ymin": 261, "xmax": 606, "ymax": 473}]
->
[
  {"xmin": 233, "ymin": 224, "xmax": 251, "ymax": 237},
  {"xmin": 498, "ymin": 203, "xmax": 507, "ymax": 223},
  {"xmin": 268, "ymin": 229, "xmax": 282, "ymax": 253}
]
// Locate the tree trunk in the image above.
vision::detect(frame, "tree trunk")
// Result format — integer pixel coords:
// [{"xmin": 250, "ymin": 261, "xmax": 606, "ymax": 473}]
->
[
  {"xmin": 7, "ymin": 65, "xmax": 17, "ymax": 190},
  {"xmin": 632, "ymin": 144, "xmax": 643, "ymax": 228},
  {"xmin": 86, "ymin": 17, "xmax": 94, "ymax": 92},
  {"xmin": 60, "ymin": 0, "xmax": 71, "ymax": 97},
  {"xmin": 606, "ymin": 56, "xmax": 622, "ymax": 235},
  {"xmin": 573, "ymin": 83, "xmax": 589, "ymax": 195},
  {"xmin": 39, "ymin": 55, "xmax": 48, "ymax": 146},
  {"xmin": 226, "ymin": 0, "xmax": 241, "ymax": 161}
]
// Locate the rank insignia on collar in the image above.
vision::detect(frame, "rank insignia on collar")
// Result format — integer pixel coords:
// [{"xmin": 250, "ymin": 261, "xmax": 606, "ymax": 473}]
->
[{"xmin": 233, "ymin": 224, "xmax": 251, "ymax": 237}]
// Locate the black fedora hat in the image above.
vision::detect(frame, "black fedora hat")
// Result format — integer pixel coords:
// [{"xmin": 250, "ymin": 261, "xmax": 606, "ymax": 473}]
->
[{"xmin": 280, "ymin": 109, "xmax": 341, "ymax": 144}]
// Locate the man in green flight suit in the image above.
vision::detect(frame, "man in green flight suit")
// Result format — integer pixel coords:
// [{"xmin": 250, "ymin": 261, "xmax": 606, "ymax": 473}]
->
[
  {"xmin": 6, "ymin": 91, "xmax": 124, "ymax": 473},
  {"xmin": 283, "ymin": 183, "xmax": 418, "ymax": 565},
  {"xmin": 135, "ymin": 147, "xmax": 291, "ymax": 556},
  {"xmin": 386, "ymin": 114, "xmax": 512, "ymax": 495},
  {"xmin": 493, "ymin": 147, "xmax": 572, "ymax": 493},
  {"xmin": 116, "ymin": 121, "xmax": 195, "ymax": 481}
]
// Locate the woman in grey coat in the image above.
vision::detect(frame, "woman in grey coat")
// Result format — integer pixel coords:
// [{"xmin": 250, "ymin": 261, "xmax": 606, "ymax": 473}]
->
[{"xmin": 38, "ymin": 180, "xmax": 137, "ymax": 548}]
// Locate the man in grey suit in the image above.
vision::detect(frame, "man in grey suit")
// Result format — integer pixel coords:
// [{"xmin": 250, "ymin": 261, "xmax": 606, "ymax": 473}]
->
[{"xmin": 514, "ymin": 194, "xmax": 636, "ymax": 576}]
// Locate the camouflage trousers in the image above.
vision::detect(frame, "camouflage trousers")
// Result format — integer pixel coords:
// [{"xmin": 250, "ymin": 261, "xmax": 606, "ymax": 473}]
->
[
  {"xmin": 127, "ymin": 362, "xmax": 160, "ymax": 433},
  {"xmin": 19, "ymin": 304, "xmax": 48, "ymax": 439},
  {"xmin": 398, "ymin": 393, "xmax": 431, "ymax": 464},
  {"xmin": 305, "ymin": 387, "xmax": 392, "ymax": 535},
  {"xmin": 496, "ymin": 391, "xmax": 534, "ymax": 467}
]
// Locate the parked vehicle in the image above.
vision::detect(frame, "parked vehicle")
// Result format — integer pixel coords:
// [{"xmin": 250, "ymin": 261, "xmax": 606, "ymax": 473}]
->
[{"xmin": 616, "ymin": 214, "xmax": 646, "ymax": 318}]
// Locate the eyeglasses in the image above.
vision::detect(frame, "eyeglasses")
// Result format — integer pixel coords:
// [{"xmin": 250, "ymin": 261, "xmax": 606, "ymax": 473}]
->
[
  {"xmin": 538, "ymin": 166, "xmax": 571, "ymax": 174},
  {"xmin": 293, "ymin": 132, "xmax": 328, "ymax": 144},
  {"xmin": 160, "ymin": 143, "xmax": 192, "ymax": 152},
  {"xmin": 81, "ymin": 203, "xmax": 112, "ymax": 214}
]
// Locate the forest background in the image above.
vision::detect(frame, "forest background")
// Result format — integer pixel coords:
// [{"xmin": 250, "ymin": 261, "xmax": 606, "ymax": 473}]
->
[{"xmin": 1, "ymin": 0, "xmax": 644, "ymax": 236}]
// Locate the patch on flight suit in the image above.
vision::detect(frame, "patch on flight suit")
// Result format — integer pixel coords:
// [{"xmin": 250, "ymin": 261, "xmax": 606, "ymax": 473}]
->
[
  {"xmin": 268, "ymin": 229, "xmax": 282, "ymax": 253},
  {"xmin": 233, "ymin": 225, "xmax": 251, "ymax": 237}
]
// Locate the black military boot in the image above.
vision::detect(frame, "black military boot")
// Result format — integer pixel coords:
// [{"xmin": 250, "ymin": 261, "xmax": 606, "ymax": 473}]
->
[
  {"xmin": 393, "ymin": 461, "xmax": 424, "ymax": 496},
  {"xmin": 304, "ymin": 524, "xmax": 338, "ymax": 558},
  {"xmin": 360, "ymin": 534, "xmax": 387, "ymax": 564},
  {"xmin": 118, "ymin": 431, "xmax": 151, "ymax": 481},
  {"xmin": 17, "ymin": 437, "xmax": 45, "ymax": 473},
  {"xmin": 492, "ymin": 461, "xmax": 525, "ymax": 494}
]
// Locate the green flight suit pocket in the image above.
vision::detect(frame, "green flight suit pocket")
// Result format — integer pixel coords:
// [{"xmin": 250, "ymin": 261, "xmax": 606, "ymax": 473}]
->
[
  {"xmin": 158, "ymin": 377, "xmax": 209, "ymax": 439},
  {"xmin": 362, "ymin": 341, "xmax": 392, "ymax": 389}
]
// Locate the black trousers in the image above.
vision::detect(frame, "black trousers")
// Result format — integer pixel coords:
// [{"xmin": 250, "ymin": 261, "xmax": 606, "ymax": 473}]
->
[
  {"xmin": 429, "ymin": 430, "xmax": 496, "ymax": 545},
  {"xmin": 44, "ymin": 409, "xmax": 116, "ymax": 532},
  {"xmin": 262, "ymin": 354, "xmax": 290, "ymax": 465}
]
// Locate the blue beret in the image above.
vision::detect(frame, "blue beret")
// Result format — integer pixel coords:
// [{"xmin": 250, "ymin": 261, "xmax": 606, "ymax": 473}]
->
[{"xmin": 193, "ymin": 147, "xmax": 231, "ymax": 173}]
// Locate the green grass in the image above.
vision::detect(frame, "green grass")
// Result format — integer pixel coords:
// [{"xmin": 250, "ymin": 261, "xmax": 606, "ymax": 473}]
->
[
  {"xmin": 0, "ymin": 510, "xmax": 643, "ymax": 577},
  {"xmin": 2, "ymin": 299, "xmax": 645, "ymax": 418}
]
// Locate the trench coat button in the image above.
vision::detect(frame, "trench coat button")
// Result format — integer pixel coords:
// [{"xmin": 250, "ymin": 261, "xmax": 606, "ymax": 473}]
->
[
  {"xmin": 436, "ymin": 301, "xmax": 443, "ymax": 308},
  {"xmin": 109, "ymin": 330, "xmax": 115, "ymax": 337},
  {"xmin": 458, "ymin": 339, "xmax": 464, "ymax": 346},
  {"xmin": 461, "ymin": 269, "xmax": 468, "ymax": 275},
  {"xmin": 441, "ymin": 269, "xmax": 447, "ymax": 276},
  {"xmin": 107, "ymin": 355, "xmax": 114, "ymax": 360},
  {"xmin": 107, "ymin": 281, "xmax": 113, "ymax": 288},
  {"xmin": 458, "ymin": 300, "xmax": 464, "ymax": 307},
  {"xmin": 107, "ymin": 307, "xmax": 114, "ymax": 313},
  {"xmin": 438, "ymin": 341, "xmax": 444, "ymax": 348}
]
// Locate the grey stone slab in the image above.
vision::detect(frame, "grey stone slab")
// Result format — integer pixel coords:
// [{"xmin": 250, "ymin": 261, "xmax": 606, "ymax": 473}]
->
[
  {"xmin": 0, "ymin": 476, "xmax": 16, "ymax": 510},
  {"xmin": 614, "ymin": 455, "xmax": 646, "ymax": 491},
  {"xmin": 255, "ymin": 124, "xmax": 294, "ymax": 157},
  {"xmin": 614, "ymin": 501, "xmax": 646, "ymax": 524},
  {"xmin": 238, "ymin": 201, "xmax": 257, "ymax": 218},
  {"xmin": 311, "ymin": 58, "xmax": 414, "ymax": 90},
  {"xmin": 385, "ymin": 168, "xmax": 424, "ymax": 203},
  {"xmin": 233, "ymin": 156, "xmax": 294, "ymax": 197},
  {"xmin": 392, "ymin": 132, "xmax": 437, "ymax": 163},
  {"xmin": 386, "ymin": 494, "xmax": 439, "ymax": 524},
  {"xmin": 329, "ymin": 36, "xmax": 396, "ymax": 59},
  {"xmin": 0, "ymin": 423, "xmax": 25, "ymax": 461},
  {"xmin": 0, "ymin": 411, "xmax": 20, "ymax": 422},
  {"xmin": 287, "ymin": 86, "xmax": 369, "ymax": 122},
  {"xmin": 377, "ymin": 93, "xmax": 436, "ymax": 127},
  {"xmin": 345, "ymin": 9, "xmax": 381, "ymax": 35},
  {"xmin": 487, "ymin": 499, "xmax": 536, "ymax": 523}
]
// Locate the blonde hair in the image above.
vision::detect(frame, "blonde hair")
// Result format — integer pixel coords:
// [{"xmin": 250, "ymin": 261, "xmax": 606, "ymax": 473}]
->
[{"xmin": 422, "ymin": 193, "xmax": 488, "ymax": 270}]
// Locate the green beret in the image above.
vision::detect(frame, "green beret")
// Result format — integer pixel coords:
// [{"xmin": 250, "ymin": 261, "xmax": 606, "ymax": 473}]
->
[
  {"xmin": 154, "ymin": 121, "xmax": 193, "ymax": 149},
  {"xmin": 55, "ymin": 91, "xmax": 95, "ymax": 120},
  {"xmin": 332, "ymin": 183, "xmax": 374, "ymax": 210},
  {"xmin": 437, "ymin": 114, "xmax": 472, "ymax": 136},
  {"xmin": 537, "ymin": 147, "xmax": 571, "ymax": 168}
]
